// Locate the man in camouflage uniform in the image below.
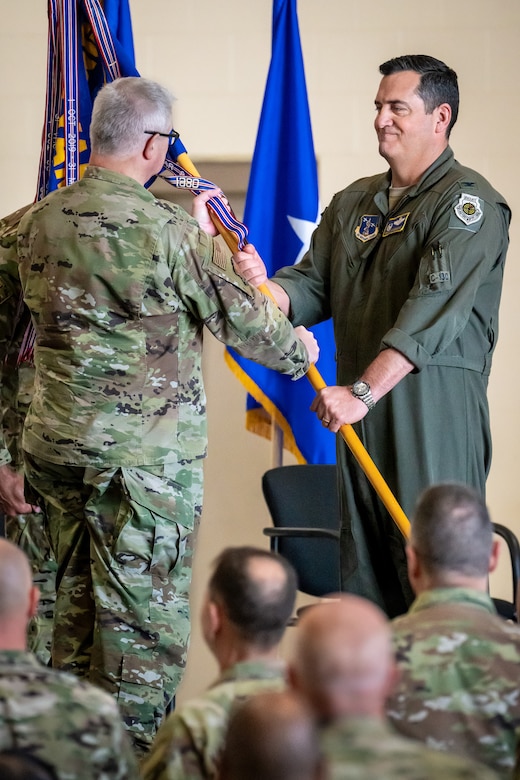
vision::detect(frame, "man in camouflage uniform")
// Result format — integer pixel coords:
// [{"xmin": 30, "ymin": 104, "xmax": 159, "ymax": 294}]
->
[
  {"xmin": 0, "ymin": 537, "xmax": 139, "ymax": 780},
  {"xmin": 141, "ymin": 546, "xmax": 296, "ymax": 779},
  {"xmin": 16, "ymin": 77, "xmax": 318, "ymax": 756},
  {"xmin": 386, "ymin": 483, "xmax": 520, "ymax": 777},
  {"xmin": 0, "ymin": 206, "xmax": 56, "ymax": 663},
  {"xmin": 219, "ymin": 690, "xmax": 324, "ymax": 780},
  {"xmin": 289, "ymin": 594, "xmax": 499, "ymax": 780}
]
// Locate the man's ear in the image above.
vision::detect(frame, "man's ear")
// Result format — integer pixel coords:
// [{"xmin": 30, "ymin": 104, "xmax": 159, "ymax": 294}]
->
[
  {"xmin": 143, "ymin": 133, "xmax": 156, "ymax": 161},
  {"xmin": 206, "ymin": 598, "xmax": 224, "ymax": 642},
  {"xmin": 28, "ymin": 586, "xmax": 40, "ymax": 620},
  {"xmin": 287, "ymin": 663, "xmax": 298, "ymax": 692},
  {"xmin": 435, "ymin": 102, "xmax": 452, "ymax": 136},
  {"xmin": 383, "ymin": 658, "xmax": 401, "ymax": 700},
  {"xmin": 488, "ymin": 538, "xmax": 501, "ymax": 574},
  {"xmin": 406, "ymin": 543, "xmax": 419, "ymax": 582}
]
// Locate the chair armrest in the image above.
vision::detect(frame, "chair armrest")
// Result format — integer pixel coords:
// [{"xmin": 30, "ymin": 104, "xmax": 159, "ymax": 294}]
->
[
  {"xmin": 493, "ymin": 522, "xmax": 520, "ymax": 597},
  {"xmin": 263, "ymin": 527, "xmax": 340, "ymax": 541}
]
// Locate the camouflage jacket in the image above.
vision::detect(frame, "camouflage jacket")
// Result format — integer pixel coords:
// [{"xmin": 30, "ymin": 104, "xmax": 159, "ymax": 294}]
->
[
  {"xmin": 387, "ymin": 587, "xmax": 520, "ymax": 776},
  {"xmin": 322, "ymin": 715, "xmax": 500, "ymax": 779},
  {"xmin": 0, "ymin": 205, "xmax": 34, "ymax": 468},
  {"xmin": 141, "ymin": 658, "xmax": 286, "ymax": 780},
  {"xmin": 0, "ymin": 650, "xmax": 139, "ymax": 779},
  {"xmin": 17, "ymin": 166, "xmax": 310, "ymax": 467}
]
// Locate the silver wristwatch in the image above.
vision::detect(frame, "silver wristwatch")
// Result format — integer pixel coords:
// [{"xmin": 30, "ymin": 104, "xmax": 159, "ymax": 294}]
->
[{"xmin": 351, "ymin": 379, "xmax": 376, "ymax": 410}]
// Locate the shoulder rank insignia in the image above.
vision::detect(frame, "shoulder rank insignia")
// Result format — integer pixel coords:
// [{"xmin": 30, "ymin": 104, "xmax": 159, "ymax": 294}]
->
[
  {"xmin": 454, "ymin": 193, "xmax": 483, "ymax": 226},
  {"xmin": 383, "ymin": 212, "xmax": 410, "ymax": 237},
  {"xmin": 355, "ymin": 215, "xmax": 380, "ymax": 243}
]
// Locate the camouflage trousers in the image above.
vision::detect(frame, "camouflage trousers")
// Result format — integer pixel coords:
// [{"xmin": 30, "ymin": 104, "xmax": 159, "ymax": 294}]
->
[
  {"xmin": 5, "ymin": 509, "xmax": 56, "ymax": 665},
  {"xmin": 23, "ymin": 452, "xmax": 204, "ymax": 757}
]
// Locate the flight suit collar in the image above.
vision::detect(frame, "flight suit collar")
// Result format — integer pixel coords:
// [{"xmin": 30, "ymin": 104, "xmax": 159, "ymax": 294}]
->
[{"xmin": 374, "ymin": 146, "xmax": 455, "ymax": 213}]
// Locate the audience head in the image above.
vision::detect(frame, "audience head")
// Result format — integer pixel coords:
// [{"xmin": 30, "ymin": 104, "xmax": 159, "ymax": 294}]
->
[
  {"xmin": 219, "ymin": 690, "xmax": 324, "ymax": 780},
  {"xmin": 202, "ymin": 546, "xmax": 297, "ymax": 658},
  {"xmin": 0, "ymin": 538, "xmax": 39, "ymax": 648},
  {"xmin": 289, "ymin": 594, "xmax": 395, "ymax": 724},
  {"xmin": 90, "ymin": 76, "xmax": 173, "ymax": 160},
  {"xmin": 407, "ymin": 482, "xmax": 498, "ymax": 591},
  {"xmin": 0, "ymin": 750, "xmax": 57, "ymax": 780}
]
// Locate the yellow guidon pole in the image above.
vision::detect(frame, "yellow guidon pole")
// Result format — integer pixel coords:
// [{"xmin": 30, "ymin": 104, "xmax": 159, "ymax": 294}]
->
[
  {"xmin": 175, "ymin": 150, "xmax": 411, "ymax": 539},
  {"xmin": 304, "ymin": 364, "xmax": 410, "ymax": 539}
]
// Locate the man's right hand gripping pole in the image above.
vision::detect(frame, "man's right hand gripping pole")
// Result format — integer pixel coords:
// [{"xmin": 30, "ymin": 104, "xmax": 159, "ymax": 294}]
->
[{"xmin": 232, "ymin": 244, "xmax": 410, "ymax": 540}]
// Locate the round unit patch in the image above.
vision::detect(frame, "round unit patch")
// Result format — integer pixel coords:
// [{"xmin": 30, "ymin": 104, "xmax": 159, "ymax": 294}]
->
[{"xmin": 454, "ymin": 193, "xmax": 483, "ymax": 226}]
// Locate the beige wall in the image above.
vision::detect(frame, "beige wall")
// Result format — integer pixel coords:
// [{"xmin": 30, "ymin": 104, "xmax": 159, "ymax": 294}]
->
[{"xmin": 1, "ymin": 1, "xmax": 519, "ymax": 701}]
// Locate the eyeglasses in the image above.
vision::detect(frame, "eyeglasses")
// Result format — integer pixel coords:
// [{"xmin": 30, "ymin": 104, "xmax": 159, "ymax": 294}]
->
[{"xmin": 144, "ymin": 129, "xmax": 180, "ymax": 146}]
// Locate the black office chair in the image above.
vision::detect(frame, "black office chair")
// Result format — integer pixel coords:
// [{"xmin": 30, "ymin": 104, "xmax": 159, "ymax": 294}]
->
[
  {"xmin": 262, "ymin": 464, "xmax": 341, "ymax": 598},
  {"xmin": 262, "ymin": 465, "xmax": 520, "ymax": 623},
  {"xmin": 492, "ymin": 522, "xmax": 520, "ymax": 622}
]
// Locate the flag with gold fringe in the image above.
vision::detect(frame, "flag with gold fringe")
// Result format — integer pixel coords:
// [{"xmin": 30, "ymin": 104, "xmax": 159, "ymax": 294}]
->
[
  {"xmin": 19, "ymin": 0, "xmax": 139, "ymax": 363},
  {"xmin": 225, "ymin": 0, "xmax": 336, "ymax": 465},
  {"xmin": 36, "ymin": 0, "xmax": 137, "ymax": 200}
]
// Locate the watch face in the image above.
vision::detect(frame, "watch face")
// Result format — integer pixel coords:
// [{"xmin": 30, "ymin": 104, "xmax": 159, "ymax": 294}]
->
[{"xmin": 353, "ymin": 380, "xmax": 369, "ymax": 395}]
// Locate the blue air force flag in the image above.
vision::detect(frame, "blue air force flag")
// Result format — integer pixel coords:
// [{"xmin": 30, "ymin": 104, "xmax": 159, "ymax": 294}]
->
[{"xmin": 225, "ymin": 0, "xmax": 336, "ymax": 465}]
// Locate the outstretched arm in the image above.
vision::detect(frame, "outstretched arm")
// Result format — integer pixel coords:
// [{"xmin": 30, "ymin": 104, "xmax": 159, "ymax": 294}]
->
[{"xmin": 232, "ymin": 244, "xmax": 291, "ymax": 316}]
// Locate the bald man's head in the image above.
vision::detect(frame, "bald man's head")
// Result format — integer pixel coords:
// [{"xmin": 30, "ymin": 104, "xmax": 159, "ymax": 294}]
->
[
  {"xmin": 0, "ymin": 539, "xmax": 38, "ymax": 650},
  {"xmin": 289, "ymin": 594, "xmax": 395, "ymax": 722},
  {"xmin": 220, "ymin": 690, "xmax": 324, "ymax": 780},
  {"xmin": 0, "ymin": 539, "xmax": 33, "ymax": 618}
]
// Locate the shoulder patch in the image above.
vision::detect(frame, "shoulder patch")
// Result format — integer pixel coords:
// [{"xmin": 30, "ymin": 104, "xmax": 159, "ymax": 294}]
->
[
  {"xmin": 0, "ymin": 203, "xmax": 32, "ymax": 239},
  {"xmin": 211, "ymin": 241, "xmax": 228, "ymax": 270},
  {"xmin": 454, "ymin": 193, "xmax": 483, "ymax": 226}
]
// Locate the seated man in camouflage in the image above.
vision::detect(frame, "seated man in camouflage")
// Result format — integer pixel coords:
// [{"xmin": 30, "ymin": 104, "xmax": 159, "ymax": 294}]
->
[
  {"xmin": 0, "ymin": 538, "xmax": 139, "ymax": 780},
  {"xmin": 386, "ymin": 482, "xmax": 520, "ymax": 777},
  {"xmin": 219, "ymin": 690, "xmax": 325, "ymax": 780},
  {"xmin": 141, "ymin": 546, "xmax": 297, "ymax": 780},
  {"xmin": 289, "ymin": 594, "xmax": 499, "ymax": 780}
]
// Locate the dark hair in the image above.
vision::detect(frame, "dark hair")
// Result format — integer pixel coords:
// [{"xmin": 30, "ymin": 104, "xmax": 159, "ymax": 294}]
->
[
  {"xmin": 208, "ymin": 546, "xmax": 297, "ymax": 648},
  {"xmin": 411, "ymin": 483, "xmax": 493, "ymax": 577},
  {"xmin": 0, "ymin": 751, "xmax": 57, "ymax": 780},
  {"xmin": 220, "ymin": 691, "xmax": 322, "ymax": 780},
  {"xmin": 379, "ymin": 54, "xmax": 459, "ymax": 136}
]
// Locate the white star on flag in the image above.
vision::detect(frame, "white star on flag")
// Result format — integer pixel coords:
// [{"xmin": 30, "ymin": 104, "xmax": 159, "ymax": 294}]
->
[{"xmin": 288, "ymin": 212, "xmax": 320, "ymax": 264}]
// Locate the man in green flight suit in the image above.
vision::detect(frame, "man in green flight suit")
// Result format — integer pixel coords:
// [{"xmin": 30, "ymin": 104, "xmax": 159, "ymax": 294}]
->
[
  {"xmin": 233, "ymin": 54, "xmax": 511, "ymax": 617},
  {"xmin": 16, "ymin": 76, "xmax": 319, "ymax": 756}
]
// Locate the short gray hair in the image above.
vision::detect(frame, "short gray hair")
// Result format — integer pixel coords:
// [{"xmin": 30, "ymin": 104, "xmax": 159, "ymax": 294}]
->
[
  {"xmin": 90, "ymin": 76, "xmax": 174, "ymax": 157},
  {"xmin": 411, "ymin": 483, "xmax": 493, "ymax": 577}
]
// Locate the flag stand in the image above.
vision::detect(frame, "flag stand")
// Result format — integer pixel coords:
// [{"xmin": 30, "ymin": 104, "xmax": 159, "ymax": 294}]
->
[{"xmin": 270, "ymin": 421, "xmax": 284, "ymax": 468}]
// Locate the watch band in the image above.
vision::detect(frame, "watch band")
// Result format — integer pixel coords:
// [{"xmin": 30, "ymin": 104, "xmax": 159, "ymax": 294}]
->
[{"xmin": 351, "ymin": 380, "xmax": 376, "ymax": 410}]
